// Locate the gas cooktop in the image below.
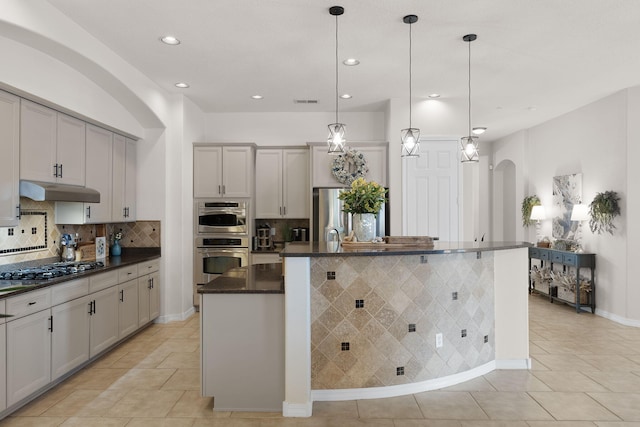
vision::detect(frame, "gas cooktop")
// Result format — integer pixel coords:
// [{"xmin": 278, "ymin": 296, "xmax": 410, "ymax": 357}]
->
[{"xmin": 0, "ymin": 261, "xmax": 105, "ymax": 281}]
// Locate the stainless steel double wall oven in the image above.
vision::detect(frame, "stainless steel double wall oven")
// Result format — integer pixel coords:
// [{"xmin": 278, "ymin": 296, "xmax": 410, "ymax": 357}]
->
[{"xmin": 194, "ymin": 200, "xmax": 249, "ymax": 307}]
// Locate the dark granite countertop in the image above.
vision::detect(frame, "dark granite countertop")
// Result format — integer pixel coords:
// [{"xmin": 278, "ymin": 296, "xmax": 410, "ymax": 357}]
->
[
  {"xmin": 280, "ymin": 241, "xmax": 531, "ymax": 257},
  {"xmin": 198, "ymin": 263, "xmax": 284, "ymax": 294},
  {"xmin": 0, "ymin": 248, "xmax": 161, "ymax": 299}
]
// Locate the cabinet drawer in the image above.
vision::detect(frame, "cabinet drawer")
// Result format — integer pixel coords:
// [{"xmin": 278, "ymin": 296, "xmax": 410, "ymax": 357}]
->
[
  {"xmin": 529, "ymin": 248, "xmax": 540, "ymax": 258},
  {"xmin": 52, "ymin": 278, "xmax": 89, "ymax": 306},
  {"xmin": 551, "ymin": 252, "xmax": 563, "ymax": 263},
  {"xmin": 118, "ymin": 264, "xmax": 139, "ymax": 282},
  {"xmin": 538, "ymin": 250, "xmax": 550, "ymax": 261},
  {"xmin": 563, "ymin": 253, "xmax": 578, "ymax": 266},
  {"xmin": 137, "ymin": 259, "xmax": 160, "ymax": 275},
  {"xmin": 6, "ymin": 288, "xmax": 51, "ymax": 320},
  {"xmin": 89, "ymin": 270, "xmax": 118, "ymax": 293}
]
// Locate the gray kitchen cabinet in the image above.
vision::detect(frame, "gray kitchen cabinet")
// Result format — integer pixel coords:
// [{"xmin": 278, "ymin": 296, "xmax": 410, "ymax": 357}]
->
[
  {"xmin": 118, "ymin": 279, "xmax": 139, "ymax": 338},
  {"xmin": 193, "ymin": 145, "xmax": 254, "ymax": 198},
  {"xmin": 255, "ymin": 148, "xmax": 309, "ymax": 219},
  {"xmin": 51, "ymin": 295, "xmax": 91, "ymax": 381},
  {"xmin": 138, "ymin": 259, "xmax": 160, "ymax": 326},
  {"xmin": 311, "ymin": 143, "xmax": 388, "ymax": 188},
  {"xmin": 0, "ymin": 90, "xmax": 20, "ymax": 228},
  {"xmin": 0, "ymin": 323, "xmax": 5, "ymax": 412},
  {"xmin": 55, "ymin": 124, "xmax": 113, "ymax": 224},
  {"xmin": 6, "ymin": 308, "xmax": 51, "ymax": 407},
  {"xmin": 50, "ymin": 278, "xmax": 90, "ymax": 381},
  {"xmin": 20, "ymin": 100, "xmax": 85, "ymax": 186},
  {"xmin": 112, "ymin": 134, "xmax": 136, "ymax": 222},
  {"xmin": 89, "ymin": 285, "xmax": 119, "ymax": 358}
]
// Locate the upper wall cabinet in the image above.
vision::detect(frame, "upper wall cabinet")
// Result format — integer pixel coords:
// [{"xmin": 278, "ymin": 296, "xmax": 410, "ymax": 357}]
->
[
  {"xmin": 20, "ymin": 100, "xmax": 85, "ymax": 187},
  {"xmin": 55, "ymin": 125, "xmax": 113, "ymax": 224},
  {"xmin": 0, "ymin": 90, "xmax": 21, "ymax": 228},
  {"xmin": 194, "ymin": 145, "xmax": 254, "ymax": 199},
  {"xmin": 311, "ymin": 143, "xmax": 388, "ymax": 188},
  {"xmin": 112, "ymin": 135, "xmax": 136, "ymax": 222},
  {"xmin": 255, "ymin": 148, "xmax": 309, "ymax": 219}
]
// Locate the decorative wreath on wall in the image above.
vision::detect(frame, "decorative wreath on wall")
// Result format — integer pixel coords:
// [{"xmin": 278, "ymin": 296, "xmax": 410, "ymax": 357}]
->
[{"xmin": 331, "ymin": 149, "xmax": 369, "ymax": 185}]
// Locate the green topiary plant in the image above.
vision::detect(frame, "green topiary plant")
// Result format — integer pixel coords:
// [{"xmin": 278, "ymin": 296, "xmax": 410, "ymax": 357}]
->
[
  {"xmin": 521, "ymin": 195, "xmax": 541, "ymax": 227},
  {"xmin": 589, "ymin": 191, "xmax": 621, "ymax": 235}
]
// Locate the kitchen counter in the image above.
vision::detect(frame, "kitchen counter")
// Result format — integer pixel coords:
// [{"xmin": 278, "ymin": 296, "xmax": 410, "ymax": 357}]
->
[
  {"xmin": 0, "ymin": 247, "xmax": 161, "ymax": 298},
  {"xmin": 280, "ymin": 240, "xmax": 530, "ymax": 257},
  {"xmin": 198, "ymin": 263, "xmax": 284, "ymax": 294}
]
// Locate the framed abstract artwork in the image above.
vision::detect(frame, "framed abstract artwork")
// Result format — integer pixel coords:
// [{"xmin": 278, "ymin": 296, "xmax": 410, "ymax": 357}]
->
[{"xmin": 552, "ymin": 173, "xmax": 582, "ymax": 240}]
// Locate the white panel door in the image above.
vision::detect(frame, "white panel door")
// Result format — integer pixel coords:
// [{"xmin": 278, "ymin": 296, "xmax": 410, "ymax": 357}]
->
[
  {"xmin": 89, "ymin": 286, "xmax": 119, "ymax": 358},
  {"xmin": 85, "ymin": 125, "xmax": 113, "ymax": 223},
  {"xmin": 56, "ymin": 113, "xmax": 86, "ymax": 186},
  {"xmin": 0, "ymin": 90, "xmax": 20, "ymax": 227},
  {"xmin": 222, "ymin": 146, "xmax": 253, "ymax": 198},
  {"xmin": 20, "ymin": 99, "xmax": 57, "ymax": 183},
  {"xmin": 255, "ymin": 150, "xmax": 283, "ymax": 218},
  {"xmin": 118, "ymin": 279, "xmax": 139, "ymax": 338},
  {"xmin": 193, "ymin": 146, "xmax": 223, "ymax": 198},
  {"xmin": 403, "ymin": 140, "xmax": 459, "ymax": 241},
  {"xmin": 283, "ymin": 149, "xmax": 309, "ymax": 218}
]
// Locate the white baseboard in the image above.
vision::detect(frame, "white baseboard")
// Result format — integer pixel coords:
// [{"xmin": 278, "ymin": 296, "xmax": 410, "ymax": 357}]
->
[
  {"xmin": 282, "ymin": 401, "xmax": 313, "ymax": 417},
  {"xmin": 311, "ymin": 361, "xmax": 497, "ymax": 402},
  {"xmin": 496, "ymin": 358, "xmax": 532, "ymax": 369},
  {"xmin": 595, "ymin": 309, "xmax": 640, "ymax": 327},
  {"xmin": 156, "ymin": 306, "xmax": 196, "ymax": 324}
]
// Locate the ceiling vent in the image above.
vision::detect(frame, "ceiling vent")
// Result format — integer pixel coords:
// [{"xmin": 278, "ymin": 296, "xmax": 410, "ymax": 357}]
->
[{"xmin": 293, "ymin": 99, "xmax": 319, "ymax": 104}]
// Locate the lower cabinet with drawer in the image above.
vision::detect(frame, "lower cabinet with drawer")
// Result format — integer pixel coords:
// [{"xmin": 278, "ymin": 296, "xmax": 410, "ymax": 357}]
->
[{"xmin": 1, "ymin": 257, "xmax": 161, "ymax": 416}]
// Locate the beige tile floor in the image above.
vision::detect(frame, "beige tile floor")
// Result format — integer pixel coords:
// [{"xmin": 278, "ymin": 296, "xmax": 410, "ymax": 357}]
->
[{"xmin": 5, "ymin": 294, "xmax": 640, "ymax": 426}]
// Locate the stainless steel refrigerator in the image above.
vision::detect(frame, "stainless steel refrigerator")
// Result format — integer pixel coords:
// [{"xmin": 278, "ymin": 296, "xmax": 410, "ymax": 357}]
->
[{"xmin": 313, "ymin": 187, "xmax": 389, "ymax": 242}]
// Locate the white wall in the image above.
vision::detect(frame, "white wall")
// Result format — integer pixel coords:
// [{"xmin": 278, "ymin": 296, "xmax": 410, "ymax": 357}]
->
[{"xmin": 493, "ymin": 90, "xmax": 633, "ymax": 322}]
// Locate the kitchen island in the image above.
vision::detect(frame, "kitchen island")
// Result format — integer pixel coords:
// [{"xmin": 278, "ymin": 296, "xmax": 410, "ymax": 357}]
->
[
  {"xmin": 280, "ymin": 241, "xmax": 531, "ymax": 417},
  {"xmin": 199, "ymin": 263, "xmax": 285, "ymax": 412}
]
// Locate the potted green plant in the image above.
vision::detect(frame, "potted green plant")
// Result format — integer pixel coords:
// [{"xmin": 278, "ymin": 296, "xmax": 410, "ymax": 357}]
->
[
  {"xmin": 338, "ymin": 178, "xmax": 387, "ymax": 242},
  {"xmin": 521, "ymin": 195, "xmax": 541, "ymax": 227},
  {"xmin": 589, "ymin": 191, "xmax": 621, "ymax": 234}
]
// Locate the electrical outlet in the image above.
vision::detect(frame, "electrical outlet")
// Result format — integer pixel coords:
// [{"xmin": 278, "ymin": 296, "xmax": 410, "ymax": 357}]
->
[{"xmin": 435, "ymin": 333, "xmax": 443, "ymax": 348}]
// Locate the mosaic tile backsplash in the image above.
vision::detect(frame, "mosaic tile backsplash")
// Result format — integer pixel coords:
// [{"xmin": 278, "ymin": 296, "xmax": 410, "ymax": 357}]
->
[
  {"xmin": 310, "ymin": 252, "xmax": 495, "ymax": 390},
  {"xmin": 0, "ymin": 198, "xmax": 160, "ymax": 265}
]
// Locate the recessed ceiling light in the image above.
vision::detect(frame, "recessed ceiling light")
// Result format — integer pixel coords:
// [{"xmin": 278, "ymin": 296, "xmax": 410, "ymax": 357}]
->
[
  {"xmin": 175, "ymin": 82, "xmax": 189, "ymax": 88},
  {"xmin": 340, "ymin": 94, "xmax": 352, "ymax": 99},
  {"xmin": 160, "ymin": 36, "xmax": 180, "ymax": 45},
  {"xmin": 472, "ymin": 127, "xmax": 487, "ymax": 135},
  {"xmin": 343, "ymin": 58, "xmax": 360, "ymax": 66},
  {"xmin": 251, "ymin": 95, "xmax": 263, "ymax": 100},
  {"xmin": 428, "ymin": 93, "xmax": 441, "ymax": 98}
]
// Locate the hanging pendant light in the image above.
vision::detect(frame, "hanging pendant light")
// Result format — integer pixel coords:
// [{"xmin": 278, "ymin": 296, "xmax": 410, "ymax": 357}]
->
[
  {"xmin": 461, "ymin": 34, "xmax": 479, "ymax": 163},
  {"xmin": 401, "ymin": 14, "xmax": 420, "ymax": 158},
  {"xmin": 327, "ymin": 6, "xmax": 346, "ymax": 154}
]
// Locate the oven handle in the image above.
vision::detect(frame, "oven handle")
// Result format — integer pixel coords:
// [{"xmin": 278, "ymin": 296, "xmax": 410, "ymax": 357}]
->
[{"xmin": 196, "ymin": 248, "xmax": 248, "ymax": 255}]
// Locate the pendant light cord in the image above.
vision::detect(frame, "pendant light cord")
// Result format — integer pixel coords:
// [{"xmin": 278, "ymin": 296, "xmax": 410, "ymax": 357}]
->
[
  {"xmin": 468, "ymin": 39, "xmax": 472, "ymax": 137},
  {"xmin": 409, "ymin": 21, "xmax": 413, "ymax": 129},
  {"xmin": 335, "ymin": 13, "xmax": 339, "ymax": 124}
]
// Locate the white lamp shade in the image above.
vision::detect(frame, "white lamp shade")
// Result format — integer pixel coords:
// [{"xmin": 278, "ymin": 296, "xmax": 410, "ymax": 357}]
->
[
  {"xmin": 571, "ymin": 204, "xmax": 589, "ymax": 221},
  {"xmin": 530, "ymin": 205, "xmax": 546, "ymax": 221}
]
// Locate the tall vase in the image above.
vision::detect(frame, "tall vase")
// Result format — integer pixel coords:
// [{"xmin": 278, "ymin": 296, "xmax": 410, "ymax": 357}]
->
[
  {"xmin": 353, "ymin": 213, "xmax": 376, "ymax": 242},
  {"xmin": 111, "ymin": 240, "xmax": 122, "ymax": 256}
]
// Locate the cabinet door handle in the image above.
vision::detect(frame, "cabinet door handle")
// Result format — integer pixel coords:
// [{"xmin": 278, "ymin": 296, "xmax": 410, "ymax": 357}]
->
[
  {"xmin": 16, "ymin": 205, "xmax": 21, "ymax": 219},
  {"xmin": 88, "ymin": 301, "xmax": 93, "ymax": 315},
  {"xmin": 53, "ymin": 163, "xmax": 58, "ymax": 178},
  {"xmin": 59, "ymin": 163, "xmax": 63, "ymax": 178},
  {"xmin": 120, "ymin": 290, "xmax": 124, "ymax": 302},
  {"xmin": 28, "ymin": 301, "xmax": 36, "ymax": 306},
  {"xmin": 48, "ymin": 316, "xmax": 53, "ymax": 333},
  {"xmin": 218, "ymin": 185, "xmax": 221, "ymax": 195},
  {"xmin": 86, "ymin": 206, "xmax": 91, "ymax": 219},
  {"xmin": 148, "ymin": 277, "xmax": 153, "ymax": 289},
  {"xmin": 222, "ymin": 185, "xmax": 226, "ymax": 195},
  {"xmin": 283, "ymin": 206, "xmax": 286, "ymax": 216}
]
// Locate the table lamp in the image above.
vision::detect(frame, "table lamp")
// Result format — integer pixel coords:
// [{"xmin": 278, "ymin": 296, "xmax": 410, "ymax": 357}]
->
[
  {"xmin": 530, "ymin": 205, "xmax": 546, "ymax": 243},
  {"xmin": 571, "ymin": 203, "xmax": 589, "ymax": 252}
]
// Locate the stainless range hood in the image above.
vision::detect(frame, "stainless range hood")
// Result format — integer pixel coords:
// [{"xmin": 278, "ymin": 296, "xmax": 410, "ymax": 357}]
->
[{"xmin": 20, "ymin": 180, "xmax": 100, "ymax": 203}]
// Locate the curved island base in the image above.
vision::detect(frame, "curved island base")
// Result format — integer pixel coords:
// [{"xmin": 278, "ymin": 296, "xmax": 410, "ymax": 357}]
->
[{"xmin": 280, "ymin": 241, "xmax": 531, "ymax": 417}]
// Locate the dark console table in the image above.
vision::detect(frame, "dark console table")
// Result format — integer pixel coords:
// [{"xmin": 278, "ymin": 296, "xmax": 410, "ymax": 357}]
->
[{"xmin": 528, "ymin": 247, "xmax": 596, "ymax": 313}]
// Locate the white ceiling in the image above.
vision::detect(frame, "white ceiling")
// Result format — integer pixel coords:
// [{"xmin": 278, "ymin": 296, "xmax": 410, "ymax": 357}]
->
[{"xmin": 47, "ymin": 0, "xmax": 640, "ymax": 142}]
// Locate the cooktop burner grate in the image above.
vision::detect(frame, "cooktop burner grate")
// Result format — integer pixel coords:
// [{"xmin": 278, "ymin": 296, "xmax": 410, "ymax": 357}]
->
[{"xmin": 0, "ymin": 261, "xmax": 105, "ymax": 281}]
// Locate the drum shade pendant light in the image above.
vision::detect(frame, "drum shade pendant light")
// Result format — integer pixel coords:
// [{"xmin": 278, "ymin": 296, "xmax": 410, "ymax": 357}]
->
[
  {"xmin": 461, "ymin": 34, "xmax": 479, "ymax": 163},
  {"xmin": 401, "ymin": 14, "xmax": 420, "ymax": 157},
  {"xmin": 327, "ymin": 6, "xmax": 346, "ymax": 154}
]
